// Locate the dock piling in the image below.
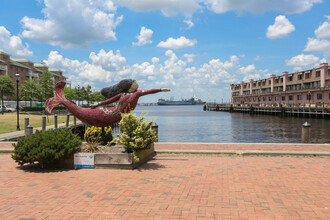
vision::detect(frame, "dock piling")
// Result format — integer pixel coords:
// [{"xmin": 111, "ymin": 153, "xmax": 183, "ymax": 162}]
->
[{"xmin": 301, "ymin": 122, "xmax": 311, "ymax": 143}]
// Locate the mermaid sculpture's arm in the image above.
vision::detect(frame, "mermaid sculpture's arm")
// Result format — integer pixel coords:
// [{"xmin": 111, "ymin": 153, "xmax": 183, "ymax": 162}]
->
[
  {"xmin": 91, "ymin": 93, "xmax": 122, "ymax": 108},
  {"xmin": 137, "ymin": 88, "xmax": 170, "ymax": 97}
]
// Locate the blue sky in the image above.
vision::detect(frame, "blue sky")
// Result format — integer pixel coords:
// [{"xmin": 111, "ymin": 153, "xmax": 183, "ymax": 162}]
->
[{"xmin": 1, "ymin": 0, "xmax": 330, "ymax": 103}]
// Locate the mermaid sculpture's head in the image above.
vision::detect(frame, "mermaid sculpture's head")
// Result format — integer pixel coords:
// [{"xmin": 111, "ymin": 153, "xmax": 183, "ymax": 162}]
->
[{"xmin": 101, "ymin": 79, "xmax": 138, "ymax": 98}]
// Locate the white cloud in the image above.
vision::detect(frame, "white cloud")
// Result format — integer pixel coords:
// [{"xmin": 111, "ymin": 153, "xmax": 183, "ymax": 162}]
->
[
  {"xmin": 286, "ymin": 54, "xmax": 321, "ymax": 71},
  {"xmin": 302, "ymin": 16, "xmax": 330, "ymax": 61},
  {"xmin": 304, "ymin": 38, "xmax": 330, "ymax": 52},
  {"xmin": 204, "ymin": 0, "xmax": 322, "ymax": 14},
  {"xmin": 0, "ymin": 26, "xmax": 33, "ymax": 57},
  {"xmin": 157, "ymin": 36, "xmax": 197, "ymax": 49},
  {"xmin": 113, "ymin": 0, "xmax": 202, "ymax": 17},
  {"xmin": 44, "ymin": 49, "xmax": 267, "ymax": 101},
  {"xmin": 184, "ymin": 19, "xmax": 195, "ymax": 29},
  {"xmin": 21, "ymin": 0, "xmax": 123, "ymax": 48},
  {"xmin": 132, "ymin": 27, "xmax": 153, "ymax": 46},
  {"xmin": 315, "ymin": 15, "xmax": 330, "ymax": 39},
  {"xmin": 184, "ymin": 54, "xmax": 196, "ymax": 63},
  {"xmin": 266, "ymin": 15, "xmax": 295, "ymax": 39}
]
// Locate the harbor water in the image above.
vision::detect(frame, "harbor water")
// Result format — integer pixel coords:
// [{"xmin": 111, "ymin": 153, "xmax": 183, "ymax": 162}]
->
[{"xmin": 134, "ymin": 105, "xmax": 330, "ymax": 143}]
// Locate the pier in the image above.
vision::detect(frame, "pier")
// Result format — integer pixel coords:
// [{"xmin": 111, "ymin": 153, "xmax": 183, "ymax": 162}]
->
[{"xmin": 205, "ymin": 103, "xmax": 330, "ymax": 119}]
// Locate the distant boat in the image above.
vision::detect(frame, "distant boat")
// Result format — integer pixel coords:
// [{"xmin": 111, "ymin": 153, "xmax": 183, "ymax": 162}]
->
[{"xmin": 157, "ymin": 96, "xmax": 206, "ymax": 105}]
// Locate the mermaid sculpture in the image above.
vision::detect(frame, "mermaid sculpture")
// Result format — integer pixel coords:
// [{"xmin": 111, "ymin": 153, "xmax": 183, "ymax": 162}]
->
[{"xmin": 45, "ymin": 79, "xmax": 170, "ymax": 127}]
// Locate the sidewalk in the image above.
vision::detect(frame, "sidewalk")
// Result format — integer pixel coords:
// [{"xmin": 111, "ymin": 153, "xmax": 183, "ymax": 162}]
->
[
  {"xmin": 2, "ymin": 141, "xmax": 330, "ymax": 156},
  {"xmin": 0, "ymin": 152, "xmax": 329, "ymax": 219}
]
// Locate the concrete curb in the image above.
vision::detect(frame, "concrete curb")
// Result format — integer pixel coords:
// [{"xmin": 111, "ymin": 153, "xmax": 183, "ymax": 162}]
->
[{"xmin": 156, "ymin": 149, "xmax": 330, "ymax": 156}]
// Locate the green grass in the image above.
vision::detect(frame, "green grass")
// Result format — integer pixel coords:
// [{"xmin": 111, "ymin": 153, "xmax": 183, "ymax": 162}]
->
[{"xmin": 0, "ymin": 112, "xmax": 78, "ymax": 134}]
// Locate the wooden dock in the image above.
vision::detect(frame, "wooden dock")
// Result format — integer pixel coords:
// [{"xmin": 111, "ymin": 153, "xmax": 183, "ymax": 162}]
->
[{"xmin": 204, "ymin": 103, "xmax": 330, "ymax": 119}]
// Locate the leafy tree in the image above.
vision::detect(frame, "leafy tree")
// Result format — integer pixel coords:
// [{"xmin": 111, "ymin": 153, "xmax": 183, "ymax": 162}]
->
[
  {"xmin": 38, "ymin": 70, "xmax": 54, "ymax": 104},
  {"xmin": 19, "ymin": 78, "xmax": 39, "ymax": 107},
  {"xmin": 90, "ymin": 91, "xmax": 105, "ymax": 103},
  {"xmin": 64, "ymin": 86, "xmax": 77, "ymax": 103},
  {"xmin": 0, "ymin": 75, "xmax": 15, "ymax": 111}
]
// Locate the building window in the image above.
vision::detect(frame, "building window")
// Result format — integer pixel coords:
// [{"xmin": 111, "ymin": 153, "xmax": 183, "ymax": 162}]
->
[
  {"xmin": 280, "ymin": 78, "xmax": 283, "ymax": 83},
  {"xmin": 282, "ymin": 96, "xmax": 285, "ymax": 101},
  {"xmin": 3, "ymin": 55, "xmax": 8, "ymax": 60},
  {"xmin": 305, "ymin": 73, "xmax": 310, "ymax": 79},
  {"xmin": 298, "ymin": 75, "xmax": 302, "ymax": 80},
  {"xmin": 297, "ymin": 95, "xmax": 302, "ymax": 100},
  {"xmin": 263, "ymin": 97, "xmax": 266, "ymax": 101},
  {"xmin": 288, "ymin": 76, "xmax": 293, "ymax": 81},
  {"xmin": 253, "ymin": 98, "xmax": 255, "ymax": 102},
  {"xmin": 275, "ymin": 79, "xmax": 279, "ymax": 84},
  {"xmin": 316, "ymin": 71, "xmax": 320, "ymax": 77},
  {"xmin": 268, "ymin": 96, "xmax": 272, "ymax": 101},
  {"xmin": 307, "ymin": 93, "xmax": 311, "ymax": 100},
  {"xmin": 289, "ymin": 96, "xmax": 293, "ymax": 101},
  {"xmin": 317, "ymin": 94, "xmax": 322, "ymax": 100},
  {"xmin": 275, "ymin": 96, "xmax": 278, "ymax": 101}
]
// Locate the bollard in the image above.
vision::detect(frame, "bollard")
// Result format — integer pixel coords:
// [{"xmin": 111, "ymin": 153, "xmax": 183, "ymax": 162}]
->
[
  {"xmin": 66, "ymin": 114, "xmax": 70, "ymax": 127},
  {"xmin": 42, "ymin": 116, "xmax": 46, "ymax": 131},
  {"xmin": 26, "ymin": 125, "xmax": 33, "ymax": 136},
  {"xmin": 151, "ymin": 123, "xmax": 159, "ymax": 142},
  {"xmin": 24, "ymin": 117, "xmax": 29, "ymax": 136},
  {"xmin": 54, "ymin": 114, "xmax": 58, "ymax": 129},
  {"xmin": 301, "ymin": 122, "xmax": 311, "ymax": 143}
]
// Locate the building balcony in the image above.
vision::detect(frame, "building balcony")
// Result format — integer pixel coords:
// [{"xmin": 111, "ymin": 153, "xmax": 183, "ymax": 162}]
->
[
  {"xmin": 27, "ymin": 71, "xmax": 39, "ymax": 78},
  {"xmin": 0, "ymin": 65, "xmax": 7, "ymax": 71}
]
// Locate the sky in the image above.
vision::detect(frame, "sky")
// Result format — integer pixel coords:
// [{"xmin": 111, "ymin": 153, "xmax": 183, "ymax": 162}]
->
[{"xmin": 1, "ymin": 0, "xmax": 330, "ymax": 103}]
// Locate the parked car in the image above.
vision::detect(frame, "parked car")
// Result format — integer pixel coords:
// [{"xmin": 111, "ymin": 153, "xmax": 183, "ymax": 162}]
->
[{"xmin": 0, "ymin": 106, "xmax": 16, "ymax": 112}]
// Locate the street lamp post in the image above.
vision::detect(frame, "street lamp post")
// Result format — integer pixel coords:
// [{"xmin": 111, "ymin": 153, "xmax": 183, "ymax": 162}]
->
[
  {"xmin": 77, "ymin": 85, "xmax": 80, "ymax": 106},
  {"xmin": 16, "ymin": 73, "xmax": 20, "ymax": 131}
]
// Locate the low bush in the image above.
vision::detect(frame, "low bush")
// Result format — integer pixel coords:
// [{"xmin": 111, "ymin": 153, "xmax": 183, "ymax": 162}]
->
[
  {"xmin": 84, "ymin": 126, "xmax": 113, "ymax": 152},
  {"xmin": 111, "ymin": 113, "xmax": 156, "ymax": 156},
  {"xmin": 21, "ymin": 106, "xmax": 66, "ymax": 111},
  {"xmin": 11, "ymin": 128, "xmax": 81, "ymax": 168}
]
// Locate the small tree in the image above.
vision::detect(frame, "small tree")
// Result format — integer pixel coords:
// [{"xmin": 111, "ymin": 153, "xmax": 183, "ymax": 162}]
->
[
  {"xmin": 19, "ymin": 78, "xmax": 39, "ymax": 107},
  {"xmin": 38, "ymin": 70, "xmax": 54, "ymax": 105},
  {"xmin": 64, "ymin": 86, "xmax": 77, "ymax": 103},
  {"xmin": 0, "ymin": 75, "xmax": 15, "ymax": 111}
]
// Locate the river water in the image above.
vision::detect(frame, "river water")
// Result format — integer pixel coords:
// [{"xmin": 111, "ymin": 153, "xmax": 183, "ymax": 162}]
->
[{"xmin": 134, "ymin": 105, "xmax": 330, "ymax": 143}]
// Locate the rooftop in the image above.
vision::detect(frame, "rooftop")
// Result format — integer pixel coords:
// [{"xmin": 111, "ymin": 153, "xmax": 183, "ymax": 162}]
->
[{"xmin": 10, "ymin": 59, "xmax": 31, "ymax": 69}]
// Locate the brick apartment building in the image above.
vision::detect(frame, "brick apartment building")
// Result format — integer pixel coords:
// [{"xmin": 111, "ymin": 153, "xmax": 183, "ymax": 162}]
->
[
  {"xmin": 0, "ymin": 51, "xmax": 67, "ymax": 87},
  {"xmin": 231, "ymin": 63, "xmax": 330, "ymax": 107}
]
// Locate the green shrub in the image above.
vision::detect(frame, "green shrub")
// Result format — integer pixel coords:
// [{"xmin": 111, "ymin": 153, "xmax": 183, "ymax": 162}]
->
[
  {"xmin": 84, "ymin": 126, "xmax": 113, "ymax": 152},
  {"xmin": 21, "ymin": 106, "xmax": 66, "ymax": 111},
  {"xmin": 11, "ymin": 128, "xmax": 81, "ymax": 168},
  {"xmin": 111, "ymin": 113, "xmax": 156, "ymax": 155}
]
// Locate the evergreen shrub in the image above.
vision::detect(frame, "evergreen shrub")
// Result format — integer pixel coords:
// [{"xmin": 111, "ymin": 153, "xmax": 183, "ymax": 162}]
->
[
  {"xmin": 111, "ymin": 113, "xmax": 156, "ymax": 155},
  {"xmin": 11, "ymin": 128, "xmax": 81, "ymax": 168}
]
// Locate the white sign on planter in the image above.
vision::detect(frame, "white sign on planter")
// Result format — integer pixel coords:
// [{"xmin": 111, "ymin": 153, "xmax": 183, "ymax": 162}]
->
[{"xmin": 74, "ymin": 153, "xmax": 95, "ymax": 168}]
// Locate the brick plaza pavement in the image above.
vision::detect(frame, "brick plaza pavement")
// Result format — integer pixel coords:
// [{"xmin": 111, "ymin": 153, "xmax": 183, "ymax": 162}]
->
[{"xmin": 0, "ymin": 153, "xmax": 329, "ymax": 219}]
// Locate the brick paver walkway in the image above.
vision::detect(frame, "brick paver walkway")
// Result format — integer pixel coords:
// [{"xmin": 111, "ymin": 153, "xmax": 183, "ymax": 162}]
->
[{"xmin": 1, "ymin": 154, "xmax": 329, "ymax": 219}]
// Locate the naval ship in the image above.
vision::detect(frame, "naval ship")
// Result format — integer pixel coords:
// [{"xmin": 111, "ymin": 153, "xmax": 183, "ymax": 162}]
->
[{"xmin": 157, "ymin": 96, "xmax": 206, "ymax": 105}]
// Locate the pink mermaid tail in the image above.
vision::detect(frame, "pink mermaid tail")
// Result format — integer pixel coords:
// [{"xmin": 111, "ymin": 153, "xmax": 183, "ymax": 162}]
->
[{"xmin": 45, "ymin": 81, "xmax": 67, "ymax": 114}]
